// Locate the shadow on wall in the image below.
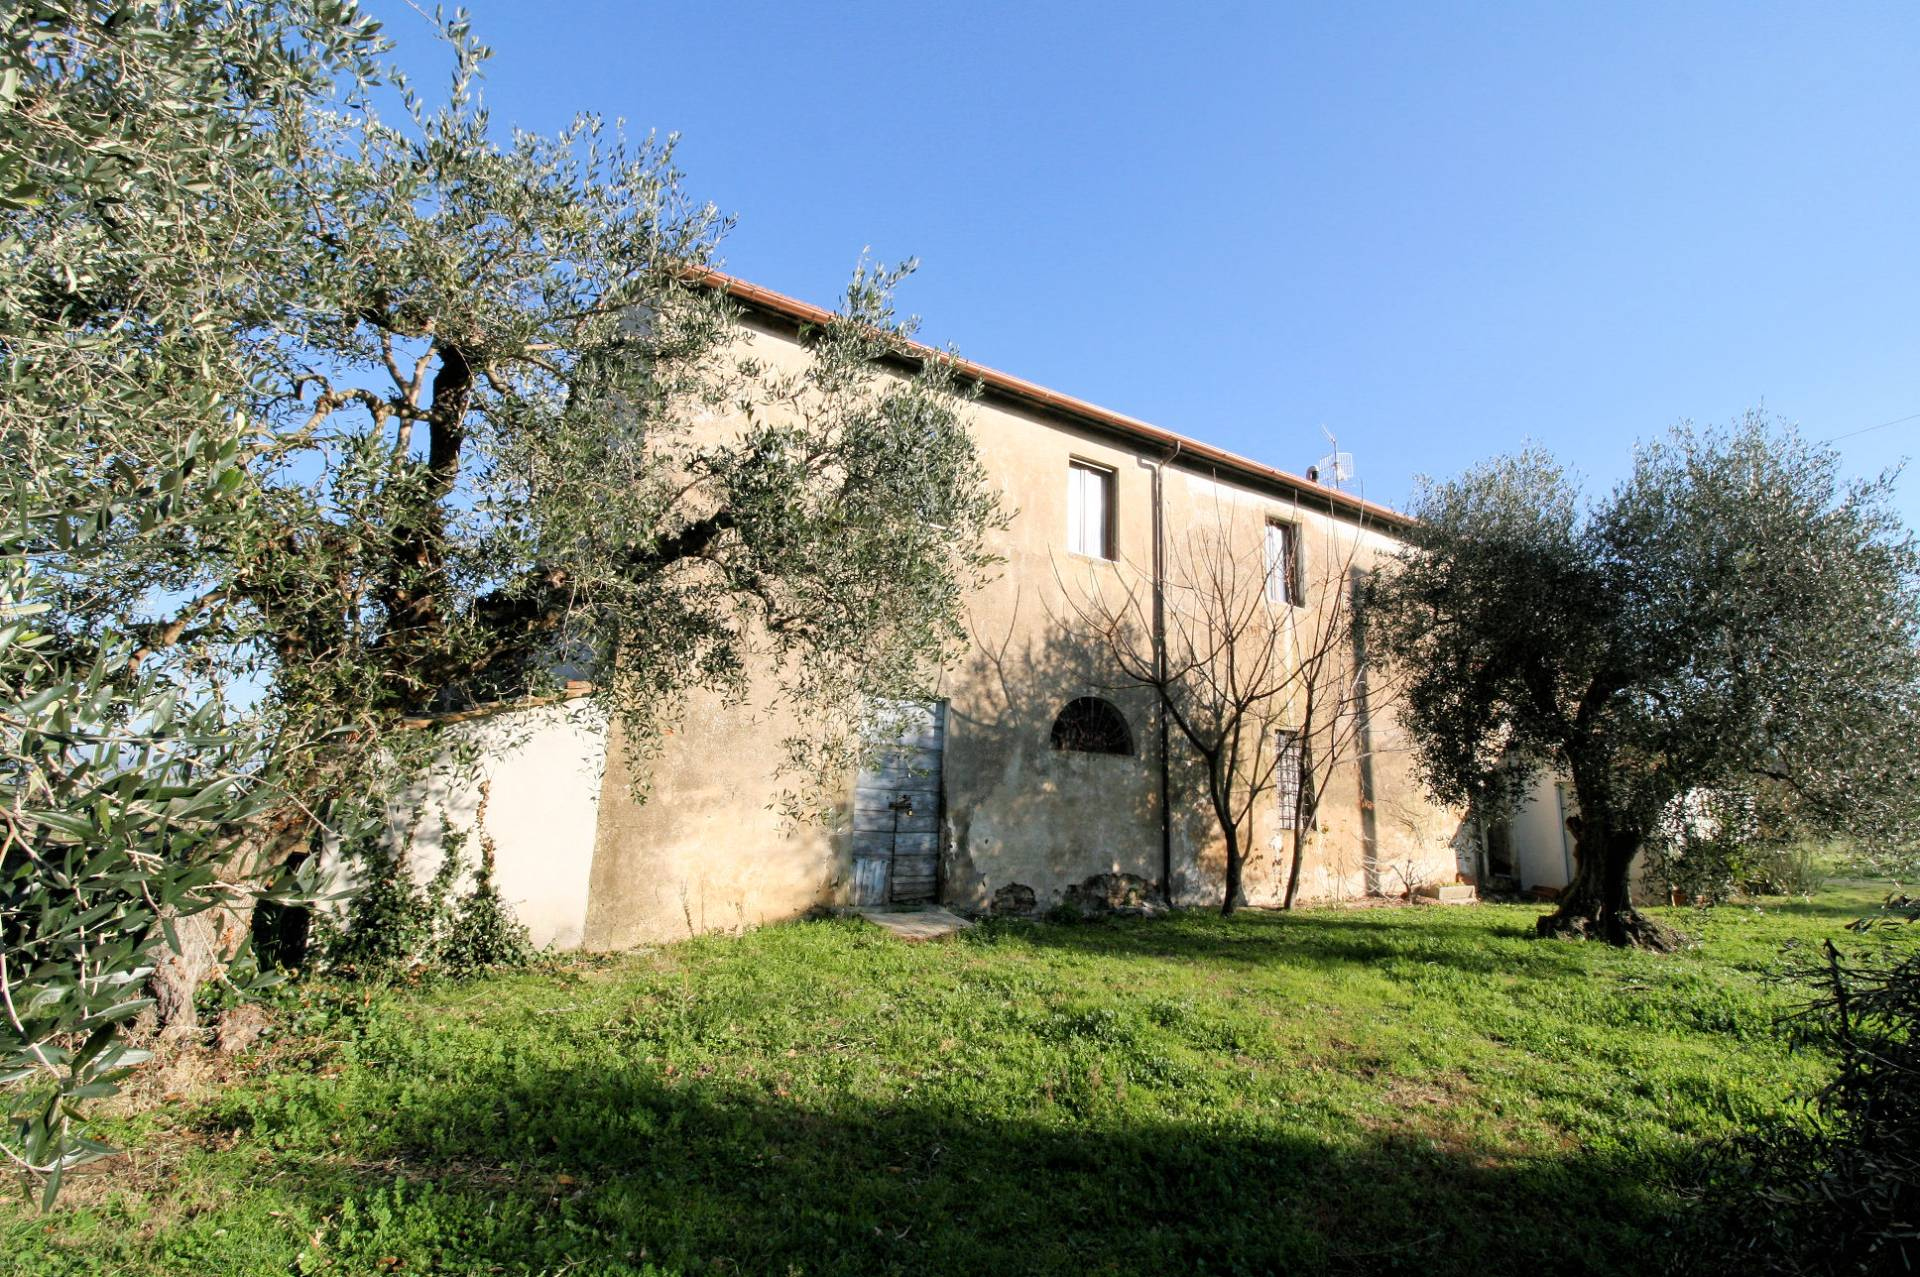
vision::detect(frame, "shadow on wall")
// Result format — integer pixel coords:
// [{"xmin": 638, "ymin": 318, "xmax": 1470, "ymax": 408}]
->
[
  {"xmin": 944, "ymin": 596, "xmax": 1210, "ymax": 913},
  {"xmin": 581, "ymin": 669, "xmax": 860, "ymax": 949},
  {"xmin": 1369, "ymin": 792, "xmax": 1483, "ymax": 898},
  {"xmin": 202, "ymin": 1049, "xmax": 1698, "ymax": 1277},
  {"xmin": 952, "ymin": 590, "xmax": 1432, "ymax": 916}
]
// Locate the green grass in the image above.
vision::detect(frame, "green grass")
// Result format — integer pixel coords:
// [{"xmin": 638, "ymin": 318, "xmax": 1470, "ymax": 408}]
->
[{"xmin": 4, "ymin": 885, "xmax": 1894, "ymax": 1276}]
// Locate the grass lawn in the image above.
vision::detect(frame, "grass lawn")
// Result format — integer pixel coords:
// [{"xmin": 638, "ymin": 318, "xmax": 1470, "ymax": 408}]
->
[{"xmin": 3, "ymin": 885, "xmax": 1895, "ymax": 1276}]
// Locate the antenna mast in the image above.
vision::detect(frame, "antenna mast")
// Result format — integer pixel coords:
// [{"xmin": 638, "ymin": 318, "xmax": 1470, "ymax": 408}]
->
[{"xmin": 1313, "ymin": 425, "xmax": 1355, "ymax": 491}]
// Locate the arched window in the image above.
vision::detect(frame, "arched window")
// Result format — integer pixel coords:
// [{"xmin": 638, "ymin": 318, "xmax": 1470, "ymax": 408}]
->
[{"xmin": 1049, "ymin": 697, "xmax": 1133, "ymax": 756}]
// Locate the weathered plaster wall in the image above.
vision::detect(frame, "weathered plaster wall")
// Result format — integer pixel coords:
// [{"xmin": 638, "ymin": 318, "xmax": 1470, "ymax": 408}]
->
[
  {"xmin": 581, "ymin": 678, "xmax": 849, "ymax": 949},
  {"xmin": 572, "ymin": 320, "xmax": 875, "ymax": 945},
  {"xmin": 934, "ymin": 387, "xmax": 1169, "ymax": 914},
  {"xmin": 576, "ymin": 314, "xmax": 1467, "ymax": 945},
  {"xmin": 935, "ymin": 392, "xmax": 1462, "ymax": 915},
  {"xmin": 1146, "ymin": 475, "xmax": 1468, "ymax": 908}
]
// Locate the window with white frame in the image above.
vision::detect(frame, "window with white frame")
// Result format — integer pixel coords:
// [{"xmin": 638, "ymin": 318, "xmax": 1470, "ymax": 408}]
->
[
  {"xmin": 1066, "ymin": 460, "xmax": 1114, "ymax": 559},
  {"xmin": 1275, "ymin": 728, "xmax": 1313, "ymax": 829},
  {"xmin": 1265, "ymin": 520, "xmax": 1302, "ymax": 606}
]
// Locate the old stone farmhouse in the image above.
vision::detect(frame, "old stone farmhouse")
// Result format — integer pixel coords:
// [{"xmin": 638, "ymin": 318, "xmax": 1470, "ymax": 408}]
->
[{"xmin": 393, "ymin": 274, "xmax": 1488, "ymax": 948}]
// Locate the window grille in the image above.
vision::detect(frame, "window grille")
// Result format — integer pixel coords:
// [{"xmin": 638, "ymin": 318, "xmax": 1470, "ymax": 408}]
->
[
  {"xmin": 1276, "ymin": 728, "xmax": 1313, "ymax": 828},
  {"xmin": 1050, "ymin": 697, "xmax": 1133, "ymax": 755}
]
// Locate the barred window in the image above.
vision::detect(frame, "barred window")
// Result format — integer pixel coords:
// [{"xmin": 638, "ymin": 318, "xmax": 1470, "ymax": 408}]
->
[
  {"xmin": 1276, "ymin": 729, "xmax": 1313, "ymax": 829},
  {"xmin": 1050, "ymin": 697, "xmax": 1133, "ymax": 756}
]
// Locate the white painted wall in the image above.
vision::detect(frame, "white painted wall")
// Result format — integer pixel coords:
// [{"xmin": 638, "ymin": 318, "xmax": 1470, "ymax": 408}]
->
[
  {"xmin": 1509, "ymin": 772, "xmax": 1576, "ymax": 890},
  {"xmin": 328, "ymin": 701, "xmax": 610, "ymax": 950},
  {"xmin": 461, "ymin": 702, "xmax": 608, "ymax": 948},
  {"xmin": 1505, "ymin": 770, "xmax": 1658, "ymax": 902}
]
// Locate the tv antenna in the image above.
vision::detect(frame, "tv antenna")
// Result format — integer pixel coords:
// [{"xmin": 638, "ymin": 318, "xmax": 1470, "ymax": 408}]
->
[{"xmin": 1313, "ymin": 425, "xmax": 1355, "ymax": 490}]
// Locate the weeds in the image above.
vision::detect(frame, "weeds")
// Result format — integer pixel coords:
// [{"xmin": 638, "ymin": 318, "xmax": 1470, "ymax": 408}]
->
[{"xmin": 318, "ymin": 784, "xmax": 534, "ymax": 981}]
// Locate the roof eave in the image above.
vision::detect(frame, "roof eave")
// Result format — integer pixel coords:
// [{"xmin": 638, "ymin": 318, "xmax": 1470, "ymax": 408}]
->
[{"xmin": 694, "ymin": 268, "xmax": 1413, "ymax": 534}]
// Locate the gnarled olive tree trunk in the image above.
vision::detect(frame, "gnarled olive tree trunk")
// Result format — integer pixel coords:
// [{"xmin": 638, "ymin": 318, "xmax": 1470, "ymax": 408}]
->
[
  {"xmin": 144, "ymin": 800, "xmax": 325, "ymax": 1035},
  {"xmin": 1535, "ymin": 758, "xmax": 1680, "ymax": 950}
]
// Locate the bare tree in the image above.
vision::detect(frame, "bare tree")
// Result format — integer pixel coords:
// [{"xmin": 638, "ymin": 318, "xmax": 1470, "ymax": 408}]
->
[
  {"xmin": 1277, "ymin": 554, "xmax": 1385, "ymax": 909},
  {"xmin": 1060, "ymin": 493, "xmax": 1385, "ymax": 914}
]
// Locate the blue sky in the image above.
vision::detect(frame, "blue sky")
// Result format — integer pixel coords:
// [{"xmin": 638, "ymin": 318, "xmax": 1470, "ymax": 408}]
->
[{"xmin": 368, "ymin": 1, "xmax": 1920, "ymax": 522}]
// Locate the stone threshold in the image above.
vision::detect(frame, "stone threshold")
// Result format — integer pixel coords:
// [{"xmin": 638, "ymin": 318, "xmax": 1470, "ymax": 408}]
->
[{"xmin": 852, "ymin": 905, "xmax": 976, "ymax": 941}]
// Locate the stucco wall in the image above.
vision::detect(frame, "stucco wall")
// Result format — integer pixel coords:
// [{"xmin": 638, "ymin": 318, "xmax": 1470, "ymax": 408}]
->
[
  {"xmin": 572, "ymin": 314, "xmax": 1467, "ymax": 945},
  {"xmin": 935, "ymin": 386, "xmax": 1169, "ymax": 914},
  {"xmin": 1151, "ymin": 478, "xmax": 1468, "ymax": 908},
  {"xmin": 582, "ymin": 678, "xmax": 848, "ymax": 949}
]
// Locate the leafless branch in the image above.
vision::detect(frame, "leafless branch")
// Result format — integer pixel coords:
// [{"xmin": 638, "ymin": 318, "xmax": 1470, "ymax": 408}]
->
[{"xmin": 1056, "ymin": 486, "xmax": 1388, "ymax": 911}]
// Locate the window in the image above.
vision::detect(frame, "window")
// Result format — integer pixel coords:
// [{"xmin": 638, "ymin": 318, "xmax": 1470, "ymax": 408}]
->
[
  {"xmin": 1050, "ymin": 697, "xmax": 1133, "ymax": 755},
  {"xmin": 1265, "ymin": 520, "xmax": 1302, "ymax": 606},
  {"xmin": 1275, "ymin": 728, "xmax": 1314, "ymax": 829},
  {"xmin": 1067, "ymin": 461, "xmax": 1114, "ymax": 559}
]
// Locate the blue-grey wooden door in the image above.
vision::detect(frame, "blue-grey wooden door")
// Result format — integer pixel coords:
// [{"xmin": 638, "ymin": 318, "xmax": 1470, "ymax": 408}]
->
[{"xmin": 850, "ymin": 702, "xmax": 944, "ymax": 904}]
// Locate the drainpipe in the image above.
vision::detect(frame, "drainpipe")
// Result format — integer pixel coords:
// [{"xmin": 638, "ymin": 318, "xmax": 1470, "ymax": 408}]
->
[
  {"xmin": 1349, "ymin": 566, "xmax": 1381, "ymax": 895},
  {"xmin": 1142, "ymin": 443, "xmax": 1181, "ymax": 905}
]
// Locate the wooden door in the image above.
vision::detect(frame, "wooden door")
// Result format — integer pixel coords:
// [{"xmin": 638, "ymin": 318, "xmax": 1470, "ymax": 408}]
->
[{"xmin": 850, "ymin": 702, "xmax": 944, "ymax": 905}]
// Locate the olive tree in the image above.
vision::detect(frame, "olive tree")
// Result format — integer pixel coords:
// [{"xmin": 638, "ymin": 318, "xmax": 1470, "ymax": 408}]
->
[
  {"xmin": 18, "ymin": 0, "xmax": 1000, "ymax": 912},
  {"xmin": 33, "ymin": 7, "xmax": 998, "ymax": 774},
  {"xmin": 5, "ymin": 0, "xmax": 384, "ymax": 1197},
  {"xmin": 1370, "ymin": 416, "xmax": 1920, "ymax": 947},
  {"xmin": 5, "ymin": 0, "xmax": 999, "ymax": 1193},
  {"xmin": 1, "ymin": 430, "xmax": 287, "ymax": 1203}
]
